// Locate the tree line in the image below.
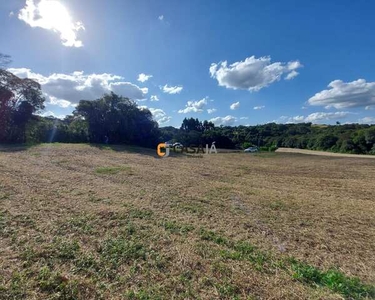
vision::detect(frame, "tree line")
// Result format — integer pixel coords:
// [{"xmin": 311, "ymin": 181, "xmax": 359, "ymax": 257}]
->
[
  {"xmin": 1, "ymin": 55, "xmax": 374, "ymax": 154},
  {"xmin": 161, "ymin": 118, "xmax": 375, "ymax": 154}
]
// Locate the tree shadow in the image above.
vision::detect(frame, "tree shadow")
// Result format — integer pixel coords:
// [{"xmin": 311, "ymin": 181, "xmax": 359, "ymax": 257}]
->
[
  {"xmin": 89, "ymin": 143, "xmax": 160, "ymax": 158},
  {"xmin": 0, "ymin": 144, "xmax": 34, "ymax": 152},
  {"xmin": 89, "ymin": 143, "xmax": 192, "ymax": 160}
]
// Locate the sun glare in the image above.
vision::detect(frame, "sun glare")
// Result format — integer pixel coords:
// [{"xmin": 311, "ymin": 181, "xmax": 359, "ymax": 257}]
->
[
  {"xmin": 18, "ymin": 0, "xmax": 84, "ymax": 47},
  {"xmin": 38, "ymin": 1, "xmax": 72, "ymax": 32}
]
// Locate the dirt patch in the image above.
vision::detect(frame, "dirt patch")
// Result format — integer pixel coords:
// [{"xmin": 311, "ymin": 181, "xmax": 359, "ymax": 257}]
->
[{"xmin": 276, "ymin": 147, "xmax": 375, "ymax": 159}]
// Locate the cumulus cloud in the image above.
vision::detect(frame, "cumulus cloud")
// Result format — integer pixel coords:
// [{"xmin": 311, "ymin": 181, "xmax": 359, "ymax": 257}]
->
[
  {"xmin": 230, "ymin": 101, "xmax": 240, "ymax": 110},
  {"xmin": 178, "ymin": 97, "xmax": 208, "ymax": 114},
  {"xmin": 285, "ymin": 70, "xmax": 299, "ymax": 80},
  {"xmin": 158, "ymin": 15, "xmax": 164, "ymax": 21},
  {"xmin": 207, "ymin": 108, "xmax": 217, "ymax": 114},
  {"xmin": 138, "ymin": 73, "xmax": 153, "ymax": 83},
  {"xmin": 150, "ymin": 95, "xmax": 159, "ymax": 102},
  {"xmin": 9, "ymin": 11, "xmax": 14, "ymax": 17},
  {"xmin": 279, "ymin": 112, "xmax": 350, "ymax": 124},
  {"xmin": 253, "ymin": 106, "xmax": 265, "ymax": 110},
  {"xmin": 38, "ymin": 110, "xmax": 65, "ymax": 119},
  {"xmin": 308, "ymin": 79, "xmax": 375, "ymax": 109},
  {"xmin": 240, "ymin": 117, "xmax": 249, "ymax": 120},
  {"xmin": 161, "ymin": 84, "xmax": 183, "ymax": 94},
  {"xmin": 149, "ymin": 108, "xmax": 171, "ymax": 125},
  {"xmin": 358, "ymin": 117, "xmax": 375, "ymax": 124},
  {"xmin": 209, "ymin": 55, "xmax": 302, "ymax": 91},
  {"xmin": 209, "ymin": 115, "xmax": 237, "ymax": 126},
  {"xmin": 8, "ymin": 68, "xmax": 148, "ymax": 108},
  {"xmin": 18, "ymin": 0, "xmax": 85, "ymax": 47}
]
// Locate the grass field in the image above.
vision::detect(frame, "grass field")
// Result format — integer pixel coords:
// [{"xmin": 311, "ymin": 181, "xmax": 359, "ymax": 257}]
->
[{"xmin": 0, "ymin": 144, "xmax": 374, "ymax": 299}]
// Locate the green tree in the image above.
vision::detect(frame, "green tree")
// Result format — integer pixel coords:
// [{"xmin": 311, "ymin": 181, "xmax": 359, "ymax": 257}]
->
[
  {"xmin": 74, "ymin": 92, "xmax": 159, "ymax": 147},
  {"xmin": 180, "ymin": 117, "xmax": 203, "ymax": 132},
  {"xmin": 0, "ymin": 59, "xmax": 45, "ymax": 142}
]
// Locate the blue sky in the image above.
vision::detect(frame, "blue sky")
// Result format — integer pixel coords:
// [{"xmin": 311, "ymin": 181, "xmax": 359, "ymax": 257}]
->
[{"xmin": 1, "ymin": 0, "xmax": 375, "ymax": 127}]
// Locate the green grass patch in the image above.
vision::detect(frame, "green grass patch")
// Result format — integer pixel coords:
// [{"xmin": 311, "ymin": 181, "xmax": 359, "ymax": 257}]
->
[
  {"xmin": 58, "ymin": 215, "xmax": 94, "ymax": 234},
  {"xmin": 74, "ymin": 253, "xmax": 100, "ymax": 273},
  {"xmin": 95, "ymin": 166, "xmax": 132, "ymax": 175},
  {"xmin": 161, "ymin": 220, "xmax": 194, "ymax": 234},
  {"xmin": 99, "ymin": 237, "xmax": 146, "ymax": 265},
  {"xmin": 199, "ymin": 228, "xmax": 375, "ymax": 298},
  {"xmin": 53, "ymin": 239, "xmax": 80, "ymax": 260},
  {"xmin": 129, "ymin": 208, "xmax": 154, "ymax": 219},
  {"xmin": 289, "ymin": 260, "xmax": 375, "ymax": 299},
  {"xmin": 125, "ymin": 289, "xmax": 163, "ymax": 300},
  {"xmin": 269, "ymin": 200, "xmax": 288, "ymax": 211},
  {"xmin": 0, "ymin": 192, "xmax": 10, "ymax": 200},
  {"xmin": 254, "ymin": 152, "xmax": 277, "ymax": 158},
  {"xmin": 215, "ymin": 282, "xmax": 241, "ymax": 299},
  {"xmin": 180, "ymin": 203, "xmax": 204, "ymax": 214},
  {"xmin": 0, "ymin": 271, "xmax": 28, "ymax": 299},
  {"xmin": 220, "ymin": 241, "xmax": 271, "ymax": 271},
  {"xmin": 199, "ymin": 228, "xmax": 229, "ymax": 246},
  {"xmin": 37, "ymin": 266, "xmax": 81, "ymax": 298}
]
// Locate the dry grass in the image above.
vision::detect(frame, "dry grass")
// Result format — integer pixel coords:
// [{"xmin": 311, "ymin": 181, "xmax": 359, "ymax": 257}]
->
[{"xmin": 0, "ymin": 143, "xmax": 374, "ymax": 299}]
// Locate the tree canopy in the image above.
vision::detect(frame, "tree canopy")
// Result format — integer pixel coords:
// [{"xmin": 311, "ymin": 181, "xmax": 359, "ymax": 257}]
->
[
  {"xmin": 74, "ymin": 92, "xmax": 160, "ymax": 147},
  {"xmin": 0, "ymin": 55, "xmax": 45, "ymax": 142}
]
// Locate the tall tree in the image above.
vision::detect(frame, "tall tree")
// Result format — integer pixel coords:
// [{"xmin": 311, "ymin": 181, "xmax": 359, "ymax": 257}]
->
[
  {"xmin": 74, "ymin": 92, "xmax": 160, "ymax": 147},
  {"xmin": 0, "ymin": 55, "xmax": 45, "ymax": 142}
]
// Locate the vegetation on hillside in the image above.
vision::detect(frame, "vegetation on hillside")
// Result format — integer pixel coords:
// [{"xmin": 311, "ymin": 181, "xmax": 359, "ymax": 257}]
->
[{"xmin": 1, "ymin": 56, "xmax": 375, "ymax": 154}]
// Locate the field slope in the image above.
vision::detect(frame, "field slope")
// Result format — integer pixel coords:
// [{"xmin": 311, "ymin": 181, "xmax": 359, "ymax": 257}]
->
[{"xmin": 0, "ymin": 144, "xmax": 374, "ymax": 299}]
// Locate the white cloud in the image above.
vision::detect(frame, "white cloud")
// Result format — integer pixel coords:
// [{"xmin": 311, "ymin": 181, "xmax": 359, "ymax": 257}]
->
[
  {"xmin": 38, "ymin": 110, "xmax": 65, "ymax": 119},
  {"xmin": 209, "ymin": 115, "xmax": 237, "ymax": 126},
  {"xmin": 161, "ymin": 84, "xmax": 183, "ymax": 94},
  {"xmin": 48, "ymin": 95, "xmax": 71, "ymax": 108},
  {"xmin": 150, "ymin": 95, "xmax": 159, "ymax": 102},
  {"xmin": 285, "ymin": 70, "xmax": 299, "ymax": 80},
  {"xmin": 230, "ymin": 101, "xmax": 240, "ymax": 110},
  {"xmin": 158, "ymin": 15, "xmax": 164, "ymax": 21},
  {"xmin": 110, "ymin": 82, "xmax": 148, "ymax": 99},
  {"xmin": 8, "ymin": 68, "xmax": 148, "ymax": 108},
  {"xmin": 178, "ymin": 97, "xmax": 208, "ymax": 114},
  {"xmin": 137, "ymin": 73, "xmax": 153, "ymax": 83},
  {"xmin": 358, "ymin": 117, "xmax": 375, "ymax": 124},
  {"xmin": 308, "ymin": 79, "xmax": 375, "ymax": 109},
  {"xmin": 365, "ymin": 106, "xmax": 374, "ymax": 110},
  {"xmin": 9, "ymin": 11, "xmax": 14, "ymax": 17},
  {"xmin": 240, "ymin": 117, "xmax": 249, "ymax": 120},
  {"xmin": 253, "ymin": 105, "xmax": 265, "ymax": 110},
  {"xmin": 149, "ymin": 108, "xmax": 171, "ymax": 125},
  {"xmin": 281, "ymin": 112, "xmax": 350, "ymax": 124},
  {"xmin": 207, "ymin": 108, "xmax": 217, "ymax": 114},
  {"xmin": 18, "ymin": 0, "xmax": 85, "ymax": 47},
  {"xmin": 210, "ymin": 55, "xmax": 302, "ymax": 91}
]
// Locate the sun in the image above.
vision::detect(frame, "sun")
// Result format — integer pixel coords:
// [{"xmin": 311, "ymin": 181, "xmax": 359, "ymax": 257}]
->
[
  {"xmin": 18, "ymin": 0, "xmax": 84, "ymax": 47},
  {"xmin": 38, "ymin": 1, "xmax": 72, "ymax": 32}
]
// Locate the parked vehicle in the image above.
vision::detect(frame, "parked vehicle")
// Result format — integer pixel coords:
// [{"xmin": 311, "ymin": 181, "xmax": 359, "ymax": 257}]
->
[
  {"xmin": 173, "ymin": 142, "xmax": 183, "ymax": 149},
  {"xmin": 244, "ymin": 146, "xmax": 258, "ymax": 153}
]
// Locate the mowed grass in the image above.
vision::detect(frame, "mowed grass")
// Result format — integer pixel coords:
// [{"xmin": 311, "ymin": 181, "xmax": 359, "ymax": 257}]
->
[
  {"xmin": 95, "ymin": 166, "xmax": 132, "ymax": 175},
  {"xmin": 0, "ymin": 144, "xmax": 375, "ymax": 299}
]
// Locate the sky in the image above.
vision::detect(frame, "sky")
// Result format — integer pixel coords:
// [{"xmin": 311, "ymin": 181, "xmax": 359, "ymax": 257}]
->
[{"xmin": 1, "ymin": 0, "xmax": 375, "ymax": 127}]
